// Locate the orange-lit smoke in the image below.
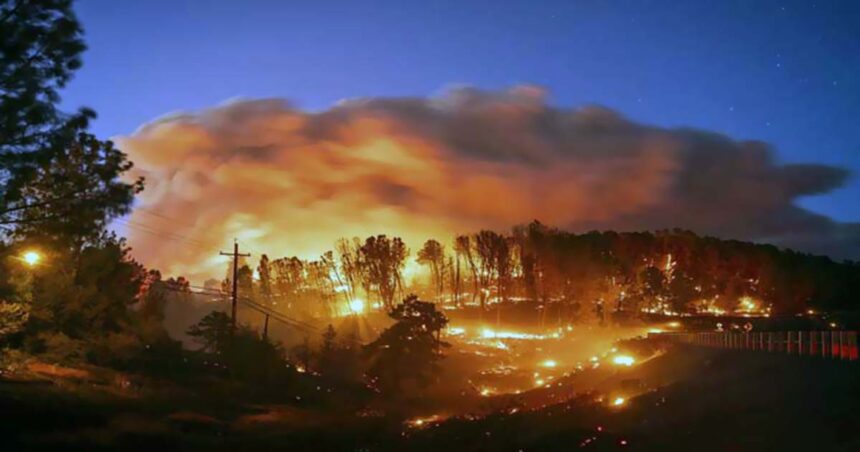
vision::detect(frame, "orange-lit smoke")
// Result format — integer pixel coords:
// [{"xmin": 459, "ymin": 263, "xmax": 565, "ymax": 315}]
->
[{"xmin": 116, "ymin": 86, "xmax": 853, "ymax": 281}]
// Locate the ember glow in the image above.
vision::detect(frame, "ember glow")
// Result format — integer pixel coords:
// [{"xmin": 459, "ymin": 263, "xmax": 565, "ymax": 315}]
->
[
  {"xmin": 612, "ymin": 355, "xmax": 635, "ymax": 367},
  {"xmin": 406, "ymin": 414, "xmax": 444, "ymax": 429},
  {"xmin": 348, "ymin": 298, "xmax": 365, "ymax": 314}
]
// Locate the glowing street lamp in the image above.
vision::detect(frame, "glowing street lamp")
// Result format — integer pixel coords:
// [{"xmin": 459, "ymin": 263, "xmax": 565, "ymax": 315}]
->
[{"xmin": 21, "ymin": 250, "xmax": 42, "ymax": 267}]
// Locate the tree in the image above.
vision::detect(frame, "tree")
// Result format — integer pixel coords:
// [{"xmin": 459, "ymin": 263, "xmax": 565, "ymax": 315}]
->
[
  {"xmin": 136, "ymin": 269, "xmax": 167, "ymax": 321},
  {"xmin": 237, "ymin": 264, "xmax": 254, "ymax": 300},
  {"xmin": 473, "ymin": 230, "xmax": 511, "ymax": 308},
  {"xmin": 322, "ymin": 250, "xmax": 351, "ymax": 313},
  {"xmin": 455, "ymin": 234, "xmax": 478, "ymax": 305},
  {"xmin": 187, "ymin": 312, "xmax": 285, "ymax": 382},
  {"xmin": 358, "ymin": 235, "xmax": 409, "ymax": 309},
  {"xmin": 306, "ymin": 258, "xmax": 336, "ymax": 317},
  {"xmin": 0, "ymin": 0, "xmax": 88, "ymax": 182},
  {"xmin": 363, "ymin": 295, "xmax": 448, "ymax": 395},
  {"xmin": 637, "ymin": 266, "xmax": 667, "ymax": 313},
  {"xmin": 186, "ymin": 311, "xmax": 231, "ymax": 353},
  {"xmin": 271, "ymin": 256, "xmax": 304, "ymax": 310},
  {"xmin": 3, "ymin": 132, "xmax": 143, "ymax": 251},
  {"xmin": 257, "ymin": 254, "xmax": 273, "ymax": 307},
  {"xmin": 335, "ymin": 237, "xmax": 362, "ymax": 302},
  {"xmin": 318, "ymin": 324, "xmax": 337, "ymax": 374},
  {"xmin": 417, "ymin": 239, "xmax": 445, "ymax": 299},
  {"xmin": 26, "ymin": 234, "xmax": 145, "ymax": 338},
  {"xmin": 290, "ymin": 336, "xmax": 313, "ymax": 372}
]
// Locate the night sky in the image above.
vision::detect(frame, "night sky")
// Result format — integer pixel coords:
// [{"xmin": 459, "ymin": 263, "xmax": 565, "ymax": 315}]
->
[{"xmin": 62, "ymin": 0, "xmax": 859, "ymax": 221}]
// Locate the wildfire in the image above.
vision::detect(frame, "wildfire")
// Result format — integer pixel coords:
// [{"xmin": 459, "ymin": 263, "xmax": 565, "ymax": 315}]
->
[
  {"xmin": 480, "ymin": 328, "xmax": 547, "ymax": 340},
  {"xmin": 406, "ymin": 415, "xmax": 444, "ymax": 428},
  {"xmin": 348, "ymin": 298, "xmax": 365, "ymax": 314},
  {"xmin": 541, "ymin": 359, "xmax": 558, "ymax": 368},
  {"xmin": 737, "ymin": 296, "xmax": 758, "ymax": 313},
  {"xmin": 612, "ymin": 355, "xmax": 635, "ymax": 367},
  {"xmin": 612, "ymin": 397, "xmax": 626, "ymax": 406},
  {"xmin": 447, "ymin": 326, "xmax": 466, "ymax": 336}
]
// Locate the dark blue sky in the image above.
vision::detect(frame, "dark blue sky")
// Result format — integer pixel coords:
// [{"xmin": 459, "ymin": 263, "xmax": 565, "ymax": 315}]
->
[{"xmin": 62, "ymin": 0, "xmax": 859, "ymax": 220}]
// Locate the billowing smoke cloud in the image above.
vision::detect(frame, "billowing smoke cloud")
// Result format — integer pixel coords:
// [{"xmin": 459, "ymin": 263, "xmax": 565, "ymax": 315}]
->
[{"xmin": 116, "ymin": 86, "xmax": 857, "ymax": 281}]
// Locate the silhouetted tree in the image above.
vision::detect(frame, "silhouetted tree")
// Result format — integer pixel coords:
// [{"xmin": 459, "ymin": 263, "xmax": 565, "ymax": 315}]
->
[
  {"xmin": 364, "ymin": 295, "xmax": 449, "ymax": 395},
  {"xmin": 1, "ymin": 0, "xmax": 89, "ymax": 195},
  {"xmin": 335, "ymin": 237, "xmax": 362, "ymax": 302},
  {"xmin": 417, "ymin": 239, "xmax": 445, "ymax": 298},
  {"xmin": 455, "ymin": 234, "xmax": 478, "ymax": 305},
  {"xmin": 318, "ymin": 324, "xmax": 337, "ymax": 373},
  {"xmin": 187, "ymin": 311, "xmax": 231, "ymax": 353},
  {"xmin": 358, "ymin": 235, "xmax": 409, "ymax": 309},
  {"xmin": 257, "ymin": 254, "xmax": 273, "ymax": 307}
]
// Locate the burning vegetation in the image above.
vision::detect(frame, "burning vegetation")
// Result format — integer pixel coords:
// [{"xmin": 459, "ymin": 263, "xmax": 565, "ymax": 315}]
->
[
  {"xmin": 1, "ymin": 2, "xmax": 859, "ymax": 449},
  {"xmin": 206, "ymin": 224, "xmax": 858, "ymax": 331}
]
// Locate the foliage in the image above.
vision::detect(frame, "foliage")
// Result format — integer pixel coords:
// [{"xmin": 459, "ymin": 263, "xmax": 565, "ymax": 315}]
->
[
  {"xmin": 290, "ymin": 336, "xmax": 313, "ymax": 372},
  {"xmin": 0, "ymin": 0, "xmax": 178, "ymax": 374},
  {"xmin": 0, "ymin": 0, "xmax": 87, "ymax": 161},
  {"xmin": 417, "ymin": 239, "xmax": 445, "ymax": 296},
  {"xmin": 358, "ymin": 235, "xmax": 409, "ymax": 309},
  {"xmin": 220, "ymin": 328, "xmax": 285, "ymax": 382},
  {"xmin": 4, "ymin": 132, "xmax": 143, "ymax": 249},
  {"xmin": 28, "ymin": 331, "xmax": 86, "ymax": 364},
  {"xmin": 364, "ymin": 295, "xmax": 449, "ymax": 395},
  {"xmin": 186, "ymin": 311, "xmax": 231, "ymax": 353},
  {"xmin": 16, "ymin": 236, "xmax": 143, "ymax": 345},
  {"xmin": 187, "ymin": 311, "xmax": 286, "ymax": 382},
  {"xmin": 0, "ymin": 301, "xmax": 28, "ymax": 340}
]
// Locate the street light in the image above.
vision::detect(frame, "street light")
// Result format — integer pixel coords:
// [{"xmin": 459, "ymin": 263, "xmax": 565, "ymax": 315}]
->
[{"xmin": 21, "ymin": 250, "xmax": 41, "ymax": 267}]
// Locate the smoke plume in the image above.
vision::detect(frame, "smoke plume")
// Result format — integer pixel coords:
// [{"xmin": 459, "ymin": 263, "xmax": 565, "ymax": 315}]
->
[{"xmin": 116, "ymin": 86, "xmax": 857, "ymax": 281}]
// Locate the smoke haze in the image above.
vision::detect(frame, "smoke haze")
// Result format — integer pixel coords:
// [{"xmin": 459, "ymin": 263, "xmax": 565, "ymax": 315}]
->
[{"xmin": 116, "ymin": 86, "xmax": 857, "ymax": 281}]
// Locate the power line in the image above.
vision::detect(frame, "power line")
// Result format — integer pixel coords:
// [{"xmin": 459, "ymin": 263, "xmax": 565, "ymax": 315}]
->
[
  {"xmin": 114, "ymin": 218, "xmax": 215, "ymax": 253},
  {"xmin": 159, "ymin": 285, "xmax": 364, "ymax": 345},
  {"xmin": 117, "ymin": 217, "xmax": 209, "ymax": 246},
  {"xmin": 134, "ymin": 207, "xmax": 198, "ymax": 229}
]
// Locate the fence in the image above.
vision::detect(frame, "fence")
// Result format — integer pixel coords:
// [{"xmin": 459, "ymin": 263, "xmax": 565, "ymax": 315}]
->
[{"xmin": 651, "ymin": 331, "xmax": 859, "ymax": 361}]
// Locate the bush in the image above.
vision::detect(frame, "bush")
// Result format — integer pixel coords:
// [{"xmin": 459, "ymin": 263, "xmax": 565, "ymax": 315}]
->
[
  {"xmin": 86, "ymin": 331, "xmax": 143, "ymax": 368},
  {"xmin": 28, "ymin": 332, "xmax": 87, "ymax": 365},
  {"xmin": 0, "ymin": 302, "xmax": 29, "ymax": 345},
  {"xmin": 0, "ymin": 348, "xmax": 30, "ymax": 375}
]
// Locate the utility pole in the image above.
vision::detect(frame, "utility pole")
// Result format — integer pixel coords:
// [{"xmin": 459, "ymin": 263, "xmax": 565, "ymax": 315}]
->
[{"xmin": 220, "ymin": 239, "xmax": 250, "ymax": 335}]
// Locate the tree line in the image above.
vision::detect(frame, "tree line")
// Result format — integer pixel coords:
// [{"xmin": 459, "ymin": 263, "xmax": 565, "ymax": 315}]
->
[{"xmin": 240, "ymin": 222, "xmax": 860, "ymax": 323}]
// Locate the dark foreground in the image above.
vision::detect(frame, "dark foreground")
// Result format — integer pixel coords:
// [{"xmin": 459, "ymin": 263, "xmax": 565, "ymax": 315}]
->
[{"xmin": 2, "ymin": 345, "xmax": 858, "ymax": 451}]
